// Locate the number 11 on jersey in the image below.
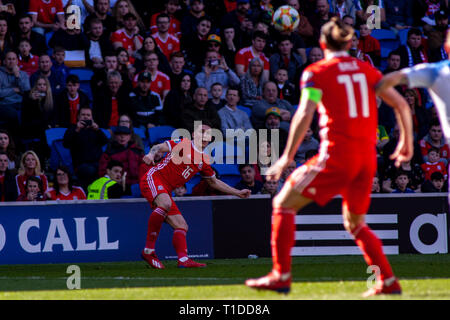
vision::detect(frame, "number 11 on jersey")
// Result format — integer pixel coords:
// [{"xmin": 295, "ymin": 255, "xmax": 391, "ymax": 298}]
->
[{"xmin": 337, "ymin": 73, "xmax": 369, "ymax": 119}]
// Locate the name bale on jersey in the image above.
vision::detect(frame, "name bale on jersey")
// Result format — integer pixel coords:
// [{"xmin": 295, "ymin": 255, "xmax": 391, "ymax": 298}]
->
[{"xmin": 338, "ymin": 61, "xmax": 360, "ymax": 72}]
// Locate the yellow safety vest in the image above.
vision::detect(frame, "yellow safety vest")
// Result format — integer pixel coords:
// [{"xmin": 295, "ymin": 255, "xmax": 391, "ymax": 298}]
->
[{"xmin": 87, "ymin": 177, "xmax": 117, "ymax": 200}]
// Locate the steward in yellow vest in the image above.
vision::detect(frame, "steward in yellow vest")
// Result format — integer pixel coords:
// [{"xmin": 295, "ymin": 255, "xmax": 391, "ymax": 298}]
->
[{"xmin": 87, "ymin": 160, "xmax": 126, "ymax": 199}]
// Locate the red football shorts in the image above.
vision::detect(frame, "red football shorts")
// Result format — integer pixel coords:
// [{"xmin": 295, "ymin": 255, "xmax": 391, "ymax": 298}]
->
[
  {"xmin": 140, "ymin": 171, "xmax": 181, "ymax": 216},
  {"xmin": 287, "ymin": 144, "xmax": 377, "ymax": 215}
]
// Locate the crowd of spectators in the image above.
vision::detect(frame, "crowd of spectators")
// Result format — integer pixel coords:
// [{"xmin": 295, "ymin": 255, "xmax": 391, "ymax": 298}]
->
[{"xmin": 0, "ymin": 0, "xmax": 449, "ymax": 203}]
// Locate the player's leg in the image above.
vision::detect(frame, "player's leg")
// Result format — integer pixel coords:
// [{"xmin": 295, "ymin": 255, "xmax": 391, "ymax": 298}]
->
[
  {"xmin": 245, "ymin": 182, "xmax": 312, "ymax": 293},
  {"xmin": 342, "ymin": 204, "xmax": 401, "ymax": 296},
  {"xmin": 140, "ymin": 171, "xmax": 172, "ymax": 269},
  {"xmin": 165, "ymin": 206, "xmax": 206, "ymax": 268},
  {"xmin": 342, "ymin": 159, "xmax": 401, "ymax": 296}
]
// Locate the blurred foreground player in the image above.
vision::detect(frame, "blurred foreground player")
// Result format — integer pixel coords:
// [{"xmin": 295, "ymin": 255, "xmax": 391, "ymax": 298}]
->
[
  {"xmin": 377, "ymin": 29, "xmax": 450, "ymax": 193},
  {"xmin": 140, "ymin": 122, "xmax": 251, "ymax": 268},
  {"xmin": 245, "ymin": 18, "xmax": 414, "ymax": 296}
]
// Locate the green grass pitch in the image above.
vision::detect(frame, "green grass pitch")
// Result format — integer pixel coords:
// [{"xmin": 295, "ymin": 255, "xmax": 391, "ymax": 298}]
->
[{"xmin": 1, "ymin": 254, "xmax": 449, "ymax": 300}]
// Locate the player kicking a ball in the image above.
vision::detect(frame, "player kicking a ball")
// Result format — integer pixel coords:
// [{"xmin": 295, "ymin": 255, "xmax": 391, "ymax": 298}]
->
[
  {"xmin": 245, "ymin": 17, "xmax": 414, "ymax": 296},
  {"xmin": 140, "ymin": 122, "xmax": 251, "ymax": 269}
]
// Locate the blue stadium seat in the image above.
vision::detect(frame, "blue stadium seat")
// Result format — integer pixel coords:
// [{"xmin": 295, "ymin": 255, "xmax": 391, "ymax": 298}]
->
[
  {"xmin": 237, "ymin": 105, "xmax": 252, "ymax": 118},
  {"xmin": 45, "ymin": 128, "xmax": 67, "ymax": 146},
  {"xmin": 212, "ymin": 163, "xmax": 240, "ymax": 176},
  {"xmin": 398, "ymin": 28, "xmax": 411, "ymax": 45},
  {"xmin": 371, "ymin": 29, "xmax": 397, "ymax": 41},
  {"xmin": 45, "ymin": 128, "xmax": 74, "ymax": 173},
  {"xmin": 70, "ymin": 68, "xmax": 94, "ymax": 81},
  {"xmin": 147, "ymin": 125, "xmax": 176, "ymax": 146},
  {"xmin": 204, "ymin": 141, "xmax": 246, "ymax": 164},
  {"xmin": 185, "ymin": 174, "xmax": 201, "ymax": 195},
  {"xmin": 130, "ymin": 183, "xmax": 142, "ymax": 198}
]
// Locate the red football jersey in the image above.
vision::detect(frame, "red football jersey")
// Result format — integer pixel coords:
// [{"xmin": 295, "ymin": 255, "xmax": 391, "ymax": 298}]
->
[
  {"xmin": 132, "ymin": 70, "xmax": 171, "ymax": 98},
  {"xmin": 421, "ymin": 161, "xmax": 448, "ymax": 180},
  {"xmin": 300, "ymin": 52, "xmax": 382, "ymax": 147},
  {"xmin": 47, "ymin": 186, "xmax": 87, "ymax": 200},
  {"xmin": 18, "ymin": 54, "xmax": 40, "ymax": 76},
  {"xmin": 29, "ymin": 0, "xmax": 64, "ymax": 24},
  {"xmin": 150, "ymin": 14, "xmax": 181, "ymax": 38},
  {"xmin": 16, "ymin": 173, "xmax": 49, "ymax": 196},
  {"xmin": 145, "ymin": 138, "xmax": 215, "ymax": 191},
  {"xmin": 110, "ymin": 29, "xmax": 144, "ymax": 53},
  {"xmin": 235, "ymin": 46, "xmax": 270, "ymax": 72},
  {"xmin": 152, "ymin": 32, "xmax": 180, "ymax": 60},
  {"xmin": 419, "ymin": 139, "xmax": 450, "ymax": 161}
]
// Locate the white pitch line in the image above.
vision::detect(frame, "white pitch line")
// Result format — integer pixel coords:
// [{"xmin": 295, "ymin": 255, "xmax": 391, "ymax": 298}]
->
[{"xmin": 0, "ymin": 276, "xmax": 242, "ymax": 281}]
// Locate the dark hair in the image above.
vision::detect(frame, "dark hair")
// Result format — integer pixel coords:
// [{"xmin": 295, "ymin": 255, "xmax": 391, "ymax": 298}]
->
[
  {"xmin": 226, "ymin": 86, "xmax": 241, "ymax": 97},
  {"xmin": 18, "ymin": 38, "xmax": 31, "ymax": 46},
  {"xmin": 252, "ymin": 30, "xmax": 268, "ymax": 41},
  {"xmin": 170, "ymin": 51, "xmax": 185, "ymax": 61},
  {"xmin": 320, "ymin": 17, "xmax": 354, "ymax": 51},
  {"xmin": 123, "ymin": 12, "xmax": 137, "ymax": 20},
  {"xmin": 239, "ymin": 164, "xmax": 253, "ymax": 173},
  {"xmin": 66, "ymin": 74, "xmax": 80, "ymax": 84},
  {"xmin": 53, "ymin": 165, "xmax": 74, "ymax": 194},
  {"xmin": 107, "ymin": 160, "xmax": 123, "ymax": 170},
  {"xmin": 430, "ymin": 119, "xmax": 441, "ymax": 128},
  {"xmin": 156, "ymin": 13, "xmax": 170, "ymax": 22},
  {"xmin": 26, "ymin": 176, "xmax": 44, "ymax": 193},
  {"xmin": 388, "ymin": 50, "xmax": 401, "ymax": 59},
  {"xmin": 0, "ymin": 129, "xmax": 16, "ymax": 162},
  {"xmin": 431, "ymin": 171, "xmax": 444, "ymax": 181},
  {"xmin": 77, "ymin": 105, "xmax": 92, "ymax": 116},
  {"xmin": 428, "ymin": 147, "xmax": 440, "ymax": 154},
  {"xmin": 53, "ymin": 46, "xmax": 65, "ymax": 54},
  {"xmin": 395, "ymin": 170, "xmax": 409, "ymax": 179},
  {"xmin": 407, "ymin": 28, "xmax": 422, "ymax": 38},
  {"xmin": 18, "ymin": 13, "xmax": 33, "ymax": 22},
  {"xmin": 211, "ymin": 82, "xmax": 223, "ymax": 88}
]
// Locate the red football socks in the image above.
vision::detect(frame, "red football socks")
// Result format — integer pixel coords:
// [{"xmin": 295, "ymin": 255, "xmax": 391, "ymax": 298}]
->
[
  {"xmin": 351, "ymin": 223, "xmax": 394, "ymax": 281},
  {"xmin": 145, "ymin": 207, "xmax": 168, "ymax": 250},
  {"xmin": 271, "ymin": 207, "xmax": 296, "ymax": 274},
  {"xmin": 173, "ymin": 228, "xmax": 188, "ymax": 260}
]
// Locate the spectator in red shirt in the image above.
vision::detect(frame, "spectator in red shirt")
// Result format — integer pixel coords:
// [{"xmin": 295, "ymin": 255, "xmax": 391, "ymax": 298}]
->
[
  {"xmin": 132, "ymin": 52, "xmax": 171, "ymax": 103},
  {"xmin": 17, "ymin": 175, "xmax": 48, "ymax": 201},
  {"xmin": 152, "ymin": 13, "xmax": 180, "ymax": 61},
  {"xmin": 421, "ymin": 147, "xmax": 448, "ymax": 181},
  {"xmin": 357, "ymin": 23, "xmax": 381, "ymax": 66},
  {"xmin": 28, "ymin": 0, "xmax": 65, "ymax": 34},
  {"xmin": 419, "ymin": 120, "xmax": 450, "ymax": 165},
  {"xmin": 15, "ymin": 150, "xmax": 49, "ymax": 196},
  {"xmin": 17, "ymin": 39, "xmax": 40, "ymax": 76},
  {"xmin": 46, "ymin": 165, "xmax": 87, "ymax": 200},
  {"xmin": 55, "ymin": 74, "xmax": 91, "ymax": 128},
  {"xmin": 110, "ymin": 12, "xmax": 143, "ymax": 61},
  {"xmin": 235, "ymin": 31, "xmax": 270, "ymax": 81},
  {"xmin": 150, "ymin": 0, "xmax": 181, "ymax": 38}
]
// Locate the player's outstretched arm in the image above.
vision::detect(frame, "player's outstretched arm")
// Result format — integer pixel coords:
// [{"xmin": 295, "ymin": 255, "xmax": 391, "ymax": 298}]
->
[
  {"xmin": 375, "ymin": 70, "xmax": 408, "ymax": 94},
  {"xmin": 266, "ymin": 88, "xmax": 319, "ymax": 181},
  {"xmin": 205, "ymin": 177, "xmax": 251, "ymax": 198},
  {"xmin": 142, "ymin": 142, "xmax": 170, "ymax": 165},
  {"xmin": 377, "ymin": 86, "xmax": 414, "ymax": 167}
]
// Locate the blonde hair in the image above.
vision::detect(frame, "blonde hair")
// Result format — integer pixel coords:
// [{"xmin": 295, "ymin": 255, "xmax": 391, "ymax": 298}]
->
[
  {"xmin": 112, "ymin": 0, "xmax": 145, "ymax": 31},
  {"xmin": 30, "ymin": 76, "xmax": 53, "ymax": 113},
  {"xmin": 320, "ymin": 17, "xmax": 355, "ymax": 51},
  {"xmin": 18, "ymin": 150, "xmax": 43, "ymax": 176}
]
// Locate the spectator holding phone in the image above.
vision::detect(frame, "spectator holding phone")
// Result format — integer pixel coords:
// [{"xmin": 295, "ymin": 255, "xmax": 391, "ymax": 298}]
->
[
  {"xmin": 17, "ymin": 175, "xmax": 48, "ymax": 201},
  {"xmin": 195, "ymin": 50, "xmax": 240, "ymax": 99},
  {"xmin": 63, "ymin": 106, "xmax": 109, "ymax": 190}
]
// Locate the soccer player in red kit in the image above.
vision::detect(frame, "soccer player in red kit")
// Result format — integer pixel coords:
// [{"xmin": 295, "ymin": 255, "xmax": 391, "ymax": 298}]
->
[
  {"xmin": 245, "ymin": 18, "xmax": 414, "ymax": 296},
  {"xmin": 140, "ymin": 122, "xmax": 251, "ymax": 268}
]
